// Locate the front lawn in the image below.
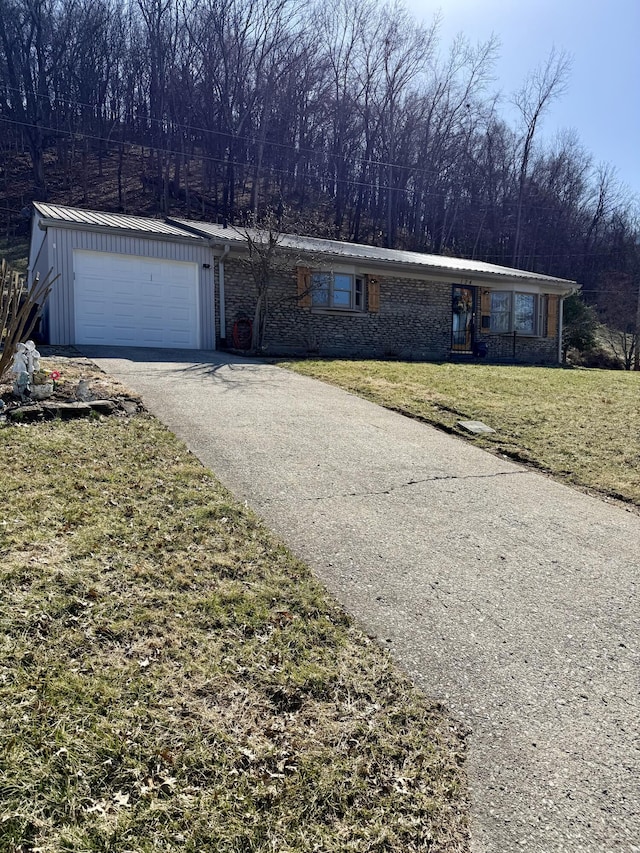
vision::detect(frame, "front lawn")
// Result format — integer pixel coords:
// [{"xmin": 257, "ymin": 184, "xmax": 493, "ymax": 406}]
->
[
  {"xmin": 282, "ymin": 361, "xmax": 640, "ymax": 506},
  {"xmin": 0, "ymin": 414, "xmax": 468, "ymax": 852}
]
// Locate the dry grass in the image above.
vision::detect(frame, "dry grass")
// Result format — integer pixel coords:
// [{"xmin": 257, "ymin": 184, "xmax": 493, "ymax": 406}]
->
[
  {"xmin": 0, "ymin": 413, "xmax": 468, "ymax": 852},
  {"xmin": 282, "ymin": 360, "xmax": 640, "ymax": 507}
]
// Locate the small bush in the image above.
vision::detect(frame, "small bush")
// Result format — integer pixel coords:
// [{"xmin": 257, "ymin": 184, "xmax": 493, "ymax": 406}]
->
[{"xmin": 0, "ymin": 259, "xmax": 56, "ymax": 380}]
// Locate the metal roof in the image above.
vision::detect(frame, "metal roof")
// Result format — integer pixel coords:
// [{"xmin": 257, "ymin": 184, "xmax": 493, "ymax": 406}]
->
[
  {"xmin": 32, "ymin": 204, "xmax": 576, "ymax": 290},
  {"xmin": 34, "ymin": 202, "xmax": 205, "ymax": 240},
  {"xmin": 169, "ymin": 217, "xmax": 577, "ymax": 289}
]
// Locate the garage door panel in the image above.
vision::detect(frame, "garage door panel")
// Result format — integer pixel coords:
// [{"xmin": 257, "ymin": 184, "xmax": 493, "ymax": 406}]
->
[
  {"xmin": 140, "ymin": 306, "xmax": 164, "ymax": 321},
  {"xmin": 138, "ymin": 329, "xmax": 165, "ymax": 345},
  {"xmin": 168, "ymin": 303, "xmax": 192, "ymax": 318},
  {"xmin": 81, "ymin": 295, "xmax": 108, "ymax": 311},
  {"xmin": 139, "ymin": 283, "xmax": 159, "ymax": 299},
  {"xmin": 80, "ymin": 325, "xmax": 112, "ymax": 343},
  {"xmin": 74, "ymin": 251, "xmax": 200, "ymax": 348},
  {"xmin": 168, "ymin": 281, "xmax": 195, "ymax": 296}
]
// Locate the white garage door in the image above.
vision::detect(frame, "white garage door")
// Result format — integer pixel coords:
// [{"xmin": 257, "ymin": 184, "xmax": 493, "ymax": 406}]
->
[{"xmin": 74, "ymin": 250, "xmax": 200, "ymax": 348}]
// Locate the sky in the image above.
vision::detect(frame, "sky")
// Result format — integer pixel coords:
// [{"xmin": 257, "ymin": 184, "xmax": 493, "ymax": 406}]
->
[{"xmin": 404, "ymin": 0, "xmax": 640, "ymax": 202}]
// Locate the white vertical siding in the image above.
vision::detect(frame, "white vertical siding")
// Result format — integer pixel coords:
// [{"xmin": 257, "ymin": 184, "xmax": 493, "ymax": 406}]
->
[{"xmin": 44, "ymin": 226, "xmax": 215, "ymax": 348}]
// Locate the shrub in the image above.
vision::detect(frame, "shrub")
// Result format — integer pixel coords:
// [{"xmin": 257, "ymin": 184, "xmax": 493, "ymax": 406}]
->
[{"xmin": 0, "ymin": 260, "xmax": 56, "ymax": 380}]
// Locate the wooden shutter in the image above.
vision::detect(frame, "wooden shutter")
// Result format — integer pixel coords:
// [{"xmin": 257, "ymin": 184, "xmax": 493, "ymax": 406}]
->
[
  {"xmin": 547, "ymin": 295, "xmax": 559, "ymax": 338},
  {"xmin": 367, "ymin": 275, "xmax": 380, "ymax": 313},
  {"xmin": 296, "ymin": 266, "xmax": 311, "ymax": 308},
  {"xmin": 480, "ymin": 289, "xmax": 491, "ymax": 331}
]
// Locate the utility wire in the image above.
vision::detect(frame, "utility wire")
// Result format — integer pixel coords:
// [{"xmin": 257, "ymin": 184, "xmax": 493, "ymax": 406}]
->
[{"xmin": 0, "ymin": 114, "xmax": 628, "ymax": 223}]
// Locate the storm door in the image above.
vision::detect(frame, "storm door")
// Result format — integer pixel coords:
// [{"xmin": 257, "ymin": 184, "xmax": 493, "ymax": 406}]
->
[{"xmin": 451, "ymin": 285, "xmax": 475, "ymax": 352}]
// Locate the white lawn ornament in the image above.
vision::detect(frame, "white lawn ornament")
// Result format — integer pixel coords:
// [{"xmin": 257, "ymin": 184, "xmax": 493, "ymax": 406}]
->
[
  {"xmin": 24, "ymin": 340, "xmax": 40, "ymax": 375},
  {"xmin": 10, "ymin": 341, "xmax": 43, "ymax": 398},
  {"xmin": 10, "ymin": 342, "xmax": 28, "ymax": 378},
  {"xmin": 13, "ymin": 370, "xmax": 30, "ymax": 399},
  {"xmin": 76, "ymin": 379, "xmax": 92, "ymax": 402}
]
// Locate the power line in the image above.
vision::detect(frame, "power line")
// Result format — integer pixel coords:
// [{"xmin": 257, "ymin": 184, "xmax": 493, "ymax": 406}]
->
[
  {"xmin": 1, "ymin": 85, "xmax": 631, "ymax": 219},
  {"xmin": 0, "ymin": 113, "xmax": 502, "ymax": 203},
  {"xmin": 1, "ymin": 114, "xmax": 628, "ymax": 225},
  {"xmin": 0, "ymin": 83, "xmax": 462, "ymax": 183}
]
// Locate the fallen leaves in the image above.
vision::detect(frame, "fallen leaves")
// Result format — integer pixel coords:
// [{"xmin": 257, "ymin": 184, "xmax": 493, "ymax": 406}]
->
[
  {"xmin": 84, "ymin": 791, "xmax": 130, "ymax": 815},
  {"xmin": 0, "ymin": 414, "xmax": 469, "ymax": 852}
]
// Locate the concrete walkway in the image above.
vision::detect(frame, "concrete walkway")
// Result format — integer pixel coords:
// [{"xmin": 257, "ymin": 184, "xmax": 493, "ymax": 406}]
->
[{"xmin": 85, "ymin": 347, "xmax": 639, "ymax": 853}]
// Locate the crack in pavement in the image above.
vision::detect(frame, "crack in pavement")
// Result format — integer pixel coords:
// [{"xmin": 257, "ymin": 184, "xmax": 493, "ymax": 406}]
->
[{"xmin": 261, "ymin": 468, "xmax": 529, "ymax": 504}]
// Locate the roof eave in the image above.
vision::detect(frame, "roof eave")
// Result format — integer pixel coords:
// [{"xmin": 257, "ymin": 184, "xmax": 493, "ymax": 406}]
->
[
  {"xmin": 36, "ymin": 214, "xmax": 206, "ymax": 245},
  {"xmin": 247, "ymin": 242, "xmax": 579, "ymax": 293},
  {"xmin": 166, "ymin": 218, "xmax": 578, "ymax": 292}
]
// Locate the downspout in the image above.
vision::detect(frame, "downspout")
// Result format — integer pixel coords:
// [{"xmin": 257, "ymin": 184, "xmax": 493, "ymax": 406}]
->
[
  {"xmin": 218, "ymin": 243, "xmax": 231, "ymax": 347},
  {"xmin": 557, "ymin": 293, "xmax": 565, "ymax": 364}
]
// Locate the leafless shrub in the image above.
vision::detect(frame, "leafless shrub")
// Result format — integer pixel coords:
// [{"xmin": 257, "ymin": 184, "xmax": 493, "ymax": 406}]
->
[{"xmin": 0, "ymin": 260, "xmax": 57, "ymax": 380}]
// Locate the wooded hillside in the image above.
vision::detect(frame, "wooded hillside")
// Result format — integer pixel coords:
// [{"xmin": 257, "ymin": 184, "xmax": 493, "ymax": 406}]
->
[{"xmin": 0, "ymin": 0, "xmax": 638, "ymax": 337}]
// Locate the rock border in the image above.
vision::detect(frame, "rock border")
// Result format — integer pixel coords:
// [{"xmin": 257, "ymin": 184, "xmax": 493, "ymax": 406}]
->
[
  {"xmin": 1, "ymin": 349, "xmax": 144, "ymax": 424},
  {"xmin": 4, "ymin": 396, "xmax": 142, "ymax": 423}
]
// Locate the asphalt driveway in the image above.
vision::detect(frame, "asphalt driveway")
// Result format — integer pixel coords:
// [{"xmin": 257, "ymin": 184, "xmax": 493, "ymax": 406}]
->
[{"xmin": 84, "ymin": 347, "xmax": 639, "ymax": 853}]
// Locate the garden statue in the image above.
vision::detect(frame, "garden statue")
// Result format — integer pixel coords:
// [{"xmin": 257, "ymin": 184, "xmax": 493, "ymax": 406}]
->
[
  {"xmin": 24, "ymin": 340, "xmax": 40, "ymax": 374},
  {"xmin": 10, "ymin": 341, "xmax": 43, "ymax": 399},
  {"xmin": 13, "ymin": 370, "xmax": 30, "ymax": 399},
  {"xmin": 10, "ymin": 342, "xmax": 28, "ymax": 377},
  {"xmin": 76, "ymin": 379, "xmax": 92, "ymax": 402}
]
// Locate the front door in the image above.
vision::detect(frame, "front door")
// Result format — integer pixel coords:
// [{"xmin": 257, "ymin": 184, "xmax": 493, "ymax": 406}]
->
[{"xmin": 451, "ymin": 285, "xmax": 475, "ymax": 352}]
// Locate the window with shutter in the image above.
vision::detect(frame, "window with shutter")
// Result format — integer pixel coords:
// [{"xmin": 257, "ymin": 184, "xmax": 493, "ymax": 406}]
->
[
  {"xmin": 367, "ymin": 275, "xmax": 380, "ymax": 313},
  {"xmin": 296, "ymin": 266, "xmax": 311, "ymax": 308},
  {"xmin": 307, "ymin": 271, "xmax": 366, "ymax": 311},
  {"xmin": 484, "ymin": 291, "xmax": 545, "ymax": 335}
]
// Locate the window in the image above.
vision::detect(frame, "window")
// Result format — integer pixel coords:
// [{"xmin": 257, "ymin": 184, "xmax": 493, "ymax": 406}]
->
[
  {"xmin": 514, "ymin": 293, "xmax": 535, "ymax": 334},
  {"xmin": 311, "ymin": 272, "xmax": 364, "ymax": 310},
  {"xmin": 489, "ymin": 291, "xmax": 538, "ymax": 335},
  {"xmin": 490, "ymin": 292, "xmax": 511, "ymax": 332}
]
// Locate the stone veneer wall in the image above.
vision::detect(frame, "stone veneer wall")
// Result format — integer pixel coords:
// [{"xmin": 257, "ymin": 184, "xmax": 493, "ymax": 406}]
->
[
  {"xmin": 220, "ymin": 260, "xmax": 451, "ymax": 359},
  {"xmin": 219, "ymin": 258, "xmax": 560, "ymax": 363}
]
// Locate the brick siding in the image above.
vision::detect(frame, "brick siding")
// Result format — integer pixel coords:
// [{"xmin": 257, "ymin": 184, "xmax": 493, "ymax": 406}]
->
[{"xmin": 219, "ymin": 259, "xmax": 560, "ymax": 364}]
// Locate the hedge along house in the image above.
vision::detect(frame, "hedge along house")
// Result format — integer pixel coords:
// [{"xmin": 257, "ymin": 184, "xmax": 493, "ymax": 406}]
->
[{"xmin": 30, "ymin": 203, "xmax": 577, "ymax": 362}]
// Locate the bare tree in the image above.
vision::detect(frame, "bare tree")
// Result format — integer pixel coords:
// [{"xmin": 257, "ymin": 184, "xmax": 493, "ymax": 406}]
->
[
  {"xmin": 242, "ymin": 219, "xmax": 282, "ymax": 351},
  {"xmin": 373, "ymin": 3, "xmax": 437, "ymax": 247},
  {"xmin": 510, "ymin": 47, "xmax": 571, "ymax": 266},
  {"xmin": 237, "ymin": 208, "xmax": 321, "ymax": 351},
  {"xmin": 187, "ymin": 0, "xmax": 303, "ymax": 222},
  {"xmin": 0, "ymin": 0, "xmax": 54, "ymax": 196}
]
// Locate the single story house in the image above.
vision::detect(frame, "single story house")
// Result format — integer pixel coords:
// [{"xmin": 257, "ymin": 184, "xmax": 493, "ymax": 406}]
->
[{"xmin": 29, "ymin": 202, "xmax": 577, "ymax": 363}]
